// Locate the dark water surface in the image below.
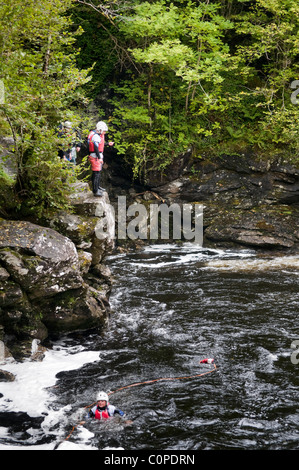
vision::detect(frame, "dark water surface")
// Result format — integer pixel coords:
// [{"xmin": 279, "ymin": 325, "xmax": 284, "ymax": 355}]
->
[{"xmin": 0, "ymin": 244, "xmax": 298, "ymax": 450}]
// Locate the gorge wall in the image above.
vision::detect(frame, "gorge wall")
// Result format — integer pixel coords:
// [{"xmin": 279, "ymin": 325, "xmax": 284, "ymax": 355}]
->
[
  {"xmin": 105, "ymin": 151, "xmax": 299, "ymax": 252},
  {"xmin": 0, "ymin": 183, "xmax": 115, "ymax": 362}
]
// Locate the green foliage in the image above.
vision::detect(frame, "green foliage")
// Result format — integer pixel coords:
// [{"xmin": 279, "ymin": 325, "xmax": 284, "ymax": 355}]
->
[
  {"xmin": 0, "ymin": 164, "xmax": 15, "ymax": 217},
  {"xmin": 0, "ymin": 0, "xmax": 91, "ymax": 216},
  {"xmin": 105, "ymin": 0, "xmax": 299, "ymax": 179},
  {"xmin": 109, "ymin": 1, "xmax": 244, "ymax": 180},
  {"xmin": 70, "ymin": 5, "xmax": 119, "ymax": 98},
  {"xmin": 231, "ymin": 0, "xmax": 299, "ymax": 146},
  {"xmin": 1, "ymin": 0, "xmax": 298, "ymax": 207}
]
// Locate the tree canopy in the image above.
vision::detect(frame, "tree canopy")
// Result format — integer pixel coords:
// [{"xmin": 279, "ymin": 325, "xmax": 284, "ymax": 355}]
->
[
  {"xmin": 0, "ymin": 0, "xmax": 298, "ymax": 212},
  {"xmin": 74, "ymin": 0, "xmax": 299, "ymax": 180}
]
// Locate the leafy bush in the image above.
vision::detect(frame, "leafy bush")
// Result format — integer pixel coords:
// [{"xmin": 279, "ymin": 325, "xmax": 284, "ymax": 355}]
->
[{"xmin": 0, "ymin": 0, "xmax": 91, "ymax": 216}]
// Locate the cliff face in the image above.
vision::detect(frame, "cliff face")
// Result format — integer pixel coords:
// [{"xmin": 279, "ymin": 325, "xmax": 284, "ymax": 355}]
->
[
  {"xmin": 140, "ymin": 153, "xmax": 299, "ymax": 251},
  {"xmin": 0, "ymin": 183, "xmax": 115, "ymax": 361}
]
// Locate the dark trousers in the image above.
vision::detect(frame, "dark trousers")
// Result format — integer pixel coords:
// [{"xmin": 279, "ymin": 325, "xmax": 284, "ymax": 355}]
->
[{"xmin": 92, "ymin": 171, "xmax": 101, "ymax": 194}]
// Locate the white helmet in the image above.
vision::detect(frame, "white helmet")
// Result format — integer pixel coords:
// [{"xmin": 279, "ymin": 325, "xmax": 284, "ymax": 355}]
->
[
  {"xmin": 64, "ymin": 121, "xmax": 72, "ymax": 129},
  {"xmin": 97, "ymin": 391, "xmax": 109, "ymax": 402},
  {"xmin": 96, "ymin": 121, "xmax": 108, "ymax": 133}
]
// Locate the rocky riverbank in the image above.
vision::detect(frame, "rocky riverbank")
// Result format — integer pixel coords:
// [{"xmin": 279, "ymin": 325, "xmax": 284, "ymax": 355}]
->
[{"xmin": 0, "ymin": 183, "xmax": 115, "ymax": 362}]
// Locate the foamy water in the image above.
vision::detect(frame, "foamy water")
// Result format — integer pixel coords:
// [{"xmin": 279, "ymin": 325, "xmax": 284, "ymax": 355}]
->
[
  {"xmin": 0, "ymin": 341, "xmax": 101, "ymax": 450},
  {"xmin": 130, "ymin": 244, "xmax": 299, "ymax": 273}
]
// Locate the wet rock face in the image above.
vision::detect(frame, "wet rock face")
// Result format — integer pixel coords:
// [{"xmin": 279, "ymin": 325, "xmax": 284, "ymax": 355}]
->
[
  {"xmin": 203, "ymin": 207, "xmax": 298, "ymax": 249},
  {"xmin": 0, "ymin": 184, "xmax": 116, "ymax": 360},
  {"xmin": 149, "ymin": 154, "xmax": 299, "ymax": 251}
]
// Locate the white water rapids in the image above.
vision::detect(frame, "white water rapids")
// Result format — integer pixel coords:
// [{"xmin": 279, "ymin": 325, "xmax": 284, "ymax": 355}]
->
[{"xmin": 0, "ymin": 244, "xmax": 298, "ymax": 450}]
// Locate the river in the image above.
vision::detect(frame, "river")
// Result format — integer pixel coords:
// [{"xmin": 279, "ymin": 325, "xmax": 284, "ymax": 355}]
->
[{"xmin": 0, "ymin": 244, "xmax": 298, "ymax": 450}]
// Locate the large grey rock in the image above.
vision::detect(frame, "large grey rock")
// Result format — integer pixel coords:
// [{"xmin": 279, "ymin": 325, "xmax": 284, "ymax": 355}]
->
[
  {"xmin": 149, "ymin": 154, "xmax": 299, "ymax": 251},
  {"xmin": 0, "ymin": 209, "xmax": 113, "ymax": 360},
  {"xmin": 0, "ymin": 219, "xmax": 83, "ymax": 299},
  {"xmin": 0, "ymin": 279, "xmax": 24, "ymax": 307},
  {"xmin": 40, "ymin": 285, "xmax": 108, "ymax": 333}
]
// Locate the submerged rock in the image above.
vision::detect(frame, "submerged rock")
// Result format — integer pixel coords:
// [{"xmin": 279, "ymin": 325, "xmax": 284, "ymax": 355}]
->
[{"xmin": 0, "ymin": 369, "xmax": 15, "ymax": 382}]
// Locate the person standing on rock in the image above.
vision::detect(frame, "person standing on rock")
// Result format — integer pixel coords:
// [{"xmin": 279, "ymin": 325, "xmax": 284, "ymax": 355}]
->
[{"xmin": 88, "ymin": 121, "xmax": 114, "ymax": 197}]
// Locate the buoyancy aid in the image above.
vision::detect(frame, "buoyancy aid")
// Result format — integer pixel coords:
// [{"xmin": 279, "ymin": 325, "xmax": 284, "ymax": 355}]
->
[
  {"xmin": 98, "ymin": 134, "xmax": 105, "ymax": 153},
  {"xmin": 95, "ymin": 408, "xmax": 110, "ymax": 420},
  {"xmin": 88, "ymin": 130, "xmax": 105, "ymax": 154},
  {"xmin": 88, "ymin": 130, "xmax": 97, "ymax": 153},
  {"xmin": 89, "ymin": 154, "xmax": 103, "ymax": 172},
  {"xmin": 94, "ymin": 404, "xmax": 116, "ymax": 420}
]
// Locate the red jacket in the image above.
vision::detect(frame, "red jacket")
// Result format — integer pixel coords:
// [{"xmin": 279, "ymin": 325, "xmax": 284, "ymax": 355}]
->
[
  {"xmin": 88, "ymin": 130, "xmax": 104, "ymax": 171},
  {"xmin": 88, "ymin": 130, "xmax": 105, "ymax": 154},
  {"xmin": 95, "ymin": 408, "xmax": 110, "ymax": 420}
]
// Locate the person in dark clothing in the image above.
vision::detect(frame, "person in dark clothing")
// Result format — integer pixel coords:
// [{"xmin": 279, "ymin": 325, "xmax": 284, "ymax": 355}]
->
[{"xmin": 58, "ymin": 121, "xmax": 81, "ymax": 164}]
